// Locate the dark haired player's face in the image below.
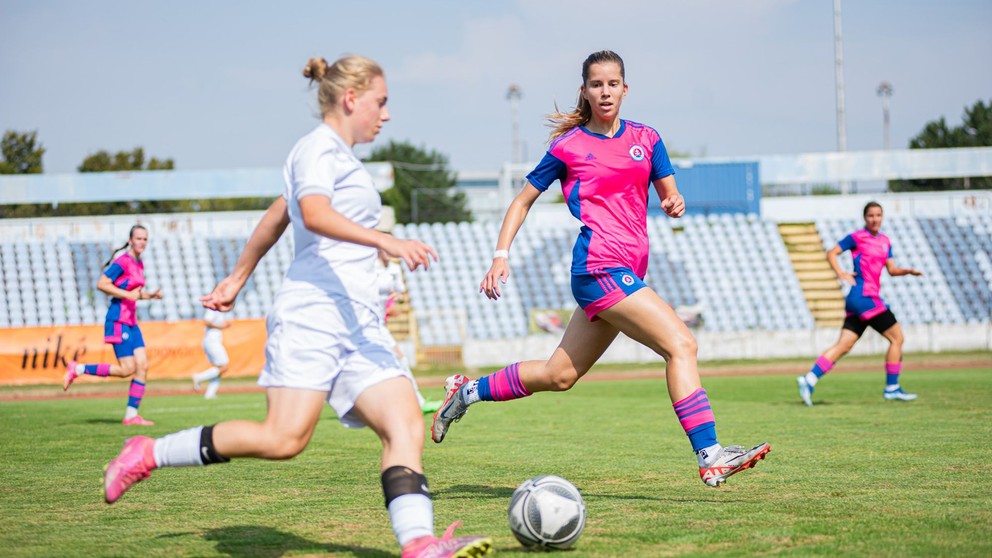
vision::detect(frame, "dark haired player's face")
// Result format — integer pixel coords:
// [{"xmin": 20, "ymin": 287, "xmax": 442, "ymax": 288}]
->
[
  {"xmin": 130, "ymin": 229, "xmax": 149, "ymax": 256},
  {"xmin": 353, "ymin": 76, "xmax": 390, "ymax": 145},
  {"xmin": 864, "ymin": 207, "xmax": 883, "ymax": 233},
  {"xmin": 582, "ymin": 62, "xmax": 627, "ymax": 122}
]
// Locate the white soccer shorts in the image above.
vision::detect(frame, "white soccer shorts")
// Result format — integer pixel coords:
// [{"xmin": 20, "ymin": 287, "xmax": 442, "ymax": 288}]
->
[
  {"xmin": 202, "ymin": 338, "xmax": 230, "ymax": 367},
  {"xmin": 258, "ymin": 288, "xmax": 422, "ymax": 428}
]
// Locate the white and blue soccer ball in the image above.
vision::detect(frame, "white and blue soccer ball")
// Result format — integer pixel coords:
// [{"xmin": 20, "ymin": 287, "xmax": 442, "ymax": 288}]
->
[{"xmin": 508, "ymin": 475, "xmax": 586, "ymax": 550}]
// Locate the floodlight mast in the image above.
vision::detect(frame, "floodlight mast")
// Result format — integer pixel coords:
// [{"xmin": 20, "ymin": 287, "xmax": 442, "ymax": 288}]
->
[{"xmin": 833, "ymin": 0, "xmax": 849, "ymax": 194}]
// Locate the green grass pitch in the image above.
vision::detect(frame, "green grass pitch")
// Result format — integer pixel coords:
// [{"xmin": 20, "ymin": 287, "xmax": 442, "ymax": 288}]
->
[{"xmin": 1, "ymin": 366, "xmax": 990, "ymax": 556}]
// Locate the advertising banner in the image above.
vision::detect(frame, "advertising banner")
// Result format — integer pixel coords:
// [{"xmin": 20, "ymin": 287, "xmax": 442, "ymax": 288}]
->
[{"xmin": 0, "ymin": 320, "xmax": 267, "ymax": 386}]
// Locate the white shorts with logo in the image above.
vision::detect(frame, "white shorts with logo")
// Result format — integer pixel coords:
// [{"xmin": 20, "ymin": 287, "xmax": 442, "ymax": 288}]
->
[
  {"xmin": 258, "ymin": 288, "xmax": 422, "ymax": 428},
  {"xmin": 202, "ymin": 337, "xmax": 230, "ymax": 367}
]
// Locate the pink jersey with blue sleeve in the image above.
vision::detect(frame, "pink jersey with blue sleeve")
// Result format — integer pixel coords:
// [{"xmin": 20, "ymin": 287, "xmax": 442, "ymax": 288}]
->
[
  {"xmin": 526, "ymin": 120, "xmax": 674, "ymax": 278},
  {"xmin": 103, "ymin": 253, "xmax": 145, "ymax": 329},
  {"xmin": 838, "ymin": 229, "xmax": 892, "ymax": 319}
]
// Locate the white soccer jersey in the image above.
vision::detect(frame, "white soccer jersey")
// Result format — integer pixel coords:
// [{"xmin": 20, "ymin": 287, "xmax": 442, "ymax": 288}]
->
[
  {"xmin": 280, "ymin": 124, "xmax": 382, "ymax": 313},
  {"xmin": 376, "ymin": 259, "xmax": 406, "ymax": 310},
  {"xmin": 203, "ymin": 308, "xmax": 227, "ymax": 345}
]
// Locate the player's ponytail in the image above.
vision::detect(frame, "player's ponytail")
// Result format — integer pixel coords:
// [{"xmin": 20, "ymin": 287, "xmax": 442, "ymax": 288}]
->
[
  {"xmin": 103, "ymin": 224, "xmax": 146, "ymax": 268},
  {"xmin": 547, "ymin": 50, "xmax": 625, "ymax": 140},
  {"xmin": 304, "ymin": 55, "xmax": 384, "ymax": 117}
]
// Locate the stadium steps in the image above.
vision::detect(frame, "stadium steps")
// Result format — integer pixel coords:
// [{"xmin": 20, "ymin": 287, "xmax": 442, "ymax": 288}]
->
[
  {"xmin": 779, "ymin": 222, "xmax": 845, "ymax": 327},
  {"xmin": 386, "ymin": 293, "xmax": 415, "ymax": 341}
]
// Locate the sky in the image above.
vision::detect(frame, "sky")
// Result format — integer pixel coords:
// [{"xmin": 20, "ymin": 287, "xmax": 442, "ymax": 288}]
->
[{"xmin": 1, "ymin": 0, "xmax": 990, "ymax": 175}]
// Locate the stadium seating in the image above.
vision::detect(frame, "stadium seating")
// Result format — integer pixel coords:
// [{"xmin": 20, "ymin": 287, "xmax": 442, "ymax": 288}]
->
[{"xmin": 0, "ymin": 214, "xmax": 987, "ymax": 347}]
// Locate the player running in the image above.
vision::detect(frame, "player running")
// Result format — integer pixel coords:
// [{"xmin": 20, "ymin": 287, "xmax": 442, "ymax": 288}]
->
[
  {"xmin": 431, "ymin": 50, "xmax": 769, "ymax": 488},
  {"xmin": 63, "ymin": 224, "xmax": 163, "ymax": 425},
  {"xmin": 99, "ymin": 55, "xmax": 491, "ymax": 558},
  {"xmin": 191, "ymin": 308, "xmax": 231, "ymax": 399},
  {"xmin": 798, "ymin": 201, "xmax": 923, "ymax": 406}
]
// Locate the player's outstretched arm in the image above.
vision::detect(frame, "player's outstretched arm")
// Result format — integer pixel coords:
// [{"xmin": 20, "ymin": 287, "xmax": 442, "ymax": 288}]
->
[
  {"xmin": 202, "ymin": 197, "xmax": 290, "ymax": 311},
  {"xmin": 480, "ymin": 182, "xmax": 542, "ymax": 300},
  {"xmin": 885, "ymin": 259, "xmax": 923, "ymax": 277}
]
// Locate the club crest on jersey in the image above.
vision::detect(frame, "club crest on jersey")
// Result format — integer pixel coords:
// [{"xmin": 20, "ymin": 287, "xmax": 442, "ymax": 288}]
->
[
  {"xmin": 629, "ymin": 145, "xmax": 645, "ymax": 161},
  {"xmin": 621, "ymin": 274, "xmax": 635, "ymax": 286}
]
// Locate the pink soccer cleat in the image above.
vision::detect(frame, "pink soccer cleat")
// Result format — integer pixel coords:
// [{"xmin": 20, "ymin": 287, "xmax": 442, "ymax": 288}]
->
[
  {"xmin": 122, "ymin": 415, "xmax": 155, "ymax": 426},
  {"xmin": 63, "ymin": 361, "xmax": 79, "ymax": 391},
  {"xmin": 401, "ymin": 521, "xmax": 493, "ymax": 558},
  {"xmin": 103, "ymin": 436, "xmax": 157, "ymax": 504}
]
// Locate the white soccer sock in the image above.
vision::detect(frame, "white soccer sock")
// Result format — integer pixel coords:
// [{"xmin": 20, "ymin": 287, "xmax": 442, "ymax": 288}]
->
[
  {"xmin": 885, "ymin": 384, "xmax": 900, "ymax": 392},
  {"xmin": 804, "ymin": 372, "xmax": 819, "ymax": 387},
  {"xmin": 388, "ymin": 493, "xmax": 434, "ymax": 547},
  {"xmin": 204, "ymin": 378, "xmax": 221, "ymax": 399},
  {"xmin": 124, "ymin": 406, "xmax": 139, "ymax": 420},
  {"xmin": 153, "ymin": 426, "xmax": 206, "ymax": 468},
  {"xmin": 462, "ymin": 380, "xmax": 481, "ymax": 405},
  {"xmin": 193, "ymin": 367, "xmax": 220, "ymax": 384},
  {"xmin": 697, "ymin": 443, "xmax": 723, "ymax": 467}
]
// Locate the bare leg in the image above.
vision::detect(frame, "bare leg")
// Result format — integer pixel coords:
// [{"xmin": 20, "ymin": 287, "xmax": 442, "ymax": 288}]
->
[
  {"xmin": 350, "ymin": 376, "xmax": 424, "ymax": 472},
  {"xmin": 881, "ymin": 323, "xmax": 904, "ymax": 364},
  {"xmin": 822, "ymin": 329, "xmax": 861, "ymax": 364},
  {"xmin": 213, "ymin": 387, "xmax": 327, "ymax": 459},
  {"xmin": 517, "ymin": 308, "xmax": 619, "ymax": 392},
  {"xmin": 597, "ymin": 288, "xmax": 700, "ymax": 403}
]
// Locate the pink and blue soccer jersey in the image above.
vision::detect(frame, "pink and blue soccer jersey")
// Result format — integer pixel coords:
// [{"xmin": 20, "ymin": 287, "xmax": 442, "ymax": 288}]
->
[
  {"xmin": 526, "ymin": 120, "xmax": 674, "ymax": 317},
  {"xmin": 103, "ymin": 253, "xmax": 145, "ymax": 343},
  {"xmin": 837, "ymin": 229, "xmax": 893, "ymax": 320}
]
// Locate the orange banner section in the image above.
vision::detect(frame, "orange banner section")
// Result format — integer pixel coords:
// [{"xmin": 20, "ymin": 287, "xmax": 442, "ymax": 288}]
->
[{"xmin": 0, "ymin": 320, "xmax": 267, "ymax": 386}]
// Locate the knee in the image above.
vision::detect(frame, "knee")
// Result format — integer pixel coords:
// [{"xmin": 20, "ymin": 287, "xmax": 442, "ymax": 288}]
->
[
  {"xmin": 546, "ymin": 365, "xmax": 581, "ymax": 392},
  {"xmin": 664, "ymin": 333, "xmax": 698, "ymax": 361},
  {"xmin": 119, "ymin": 361, "xmax": 137, "ymax": 377},
  {"xmin": 265, "ymin": 435, "xmax": 309, "ymax": 460}
]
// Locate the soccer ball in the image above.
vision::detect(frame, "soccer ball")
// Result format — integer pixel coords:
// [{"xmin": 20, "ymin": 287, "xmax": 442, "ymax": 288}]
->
[{"xmin": 508, "ymin": 475, "xmax": 586, "ymax": 550}]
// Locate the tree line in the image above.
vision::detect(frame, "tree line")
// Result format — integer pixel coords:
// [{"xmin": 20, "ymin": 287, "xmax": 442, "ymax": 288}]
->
[{"xmin": 2, "ymin": 99, "xmax": 989, "ymax": 219}]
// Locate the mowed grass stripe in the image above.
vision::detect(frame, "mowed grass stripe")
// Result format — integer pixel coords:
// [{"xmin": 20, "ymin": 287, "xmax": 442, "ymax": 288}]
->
[{"xmin": 0, "ymin": 367, "xmax": 989, "ymax": 557}]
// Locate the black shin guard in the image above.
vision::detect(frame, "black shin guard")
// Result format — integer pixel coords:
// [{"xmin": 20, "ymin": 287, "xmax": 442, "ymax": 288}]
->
[
  {"xmin": 199, "ymin": 425, "xmax": 230, "ymax": 465},
  {"xmin": 381, "ymin": 465, "xmax": 430, "ymax": 508}
]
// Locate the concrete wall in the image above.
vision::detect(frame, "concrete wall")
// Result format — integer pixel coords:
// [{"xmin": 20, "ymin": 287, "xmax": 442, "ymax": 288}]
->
[{"xmin": 462, "ymin": 324, "xmax": 991, "ymax": 368}]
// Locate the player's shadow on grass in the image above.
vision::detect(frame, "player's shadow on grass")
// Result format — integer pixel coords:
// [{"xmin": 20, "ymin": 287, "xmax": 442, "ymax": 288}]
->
[
  {"xmin": 188, "ymin": 525, "xmax": 394, "ymax": 558},
  {"xmin": 84, "ymin": 418, "xmax": 125, "ymax": 424},
  {"xmin": 438, "ymin": 484, "xmax": 745, "ymax": 504}
]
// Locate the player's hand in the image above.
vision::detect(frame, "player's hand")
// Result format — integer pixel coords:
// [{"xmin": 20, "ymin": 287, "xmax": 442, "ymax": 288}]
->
[
  {"xmin": 838, "ymin": 272, "xmax": 856, "ymax": 286},
  {"xmin": 480, "ymin": 257, "xmax": 510, "ymax": 300},
  {"xmin": 146, "ymin": 288, "xmax": 163, "ymax": 300},
  {"xmin": 380, "ymin": 236, "xmax": 438, "ymax": 271},
  {"xmin": 661, "ymin": 194, "xmax": 685, "ymax": 218},
  {"xmin": 909, "ymin": 268, "xmax": 924, "ymax": 277},
  {"xmin": 201, "ymin": 276, "xmax": 244, "ymax": 311}
]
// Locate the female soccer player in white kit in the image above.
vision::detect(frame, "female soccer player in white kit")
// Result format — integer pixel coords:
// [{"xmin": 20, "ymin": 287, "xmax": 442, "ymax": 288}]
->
[
  {"xmin": 191, "ymin": 308, "xmax": 231, "ymax": 399},
  {"xmin": 101, "ymin": 55, "xmax": 492, "ymax": 558}
]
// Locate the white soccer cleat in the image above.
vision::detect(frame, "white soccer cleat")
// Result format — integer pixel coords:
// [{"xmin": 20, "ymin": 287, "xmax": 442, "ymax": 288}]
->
[
  {"xmin": 883, "ymin": 388, "xmax": 917, "ymax": 401},
  {"xmin": 699, "ymin": 443, "xmax": 771, "ymax": 487},
  {"xmin": 797, "ymin": 376, "xmax": 814, "ymax": 407},
  {"xmin": 431, "ymin": 375, "xmax": 470, "ymax": 444}
]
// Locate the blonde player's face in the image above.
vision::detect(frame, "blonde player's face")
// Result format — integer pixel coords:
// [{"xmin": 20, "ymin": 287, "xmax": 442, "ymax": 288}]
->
[
  {"xmin": 581, "ymin": 62, "xmax": 627, "ymax": 122},
  {"xmin": 864, "ymin": 207, "xmax": 883, "ymax": 234},
  {"xmin": 352, "ymin": 75, "xmax": 390, "ymax": 144},
  {"xmin": 130, "ymin": 229, "xmax": 148, "ymax": 257}
]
